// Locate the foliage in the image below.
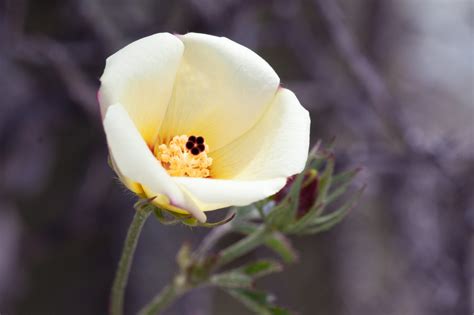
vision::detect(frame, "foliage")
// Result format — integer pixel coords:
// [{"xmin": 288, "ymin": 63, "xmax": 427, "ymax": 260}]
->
[{"xmin": 132, "ymin": 143, "xmax": 363, "ymax": 315}]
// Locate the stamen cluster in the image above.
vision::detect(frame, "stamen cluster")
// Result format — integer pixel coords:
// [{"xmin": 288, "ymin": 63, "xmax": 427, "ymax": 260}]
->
[{"xmin": 155, "ymin": 135, "xmax": 213, "ymax": 178}]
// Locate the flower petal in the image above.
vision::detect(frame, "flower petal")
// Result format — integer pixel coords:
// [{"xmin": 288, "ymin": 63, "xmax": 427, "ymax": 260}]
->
[
  {"xmin": 103, "ymin": 104, "xmax": 206, "ymax": 222},
  {"xmin": 99, "ymin": 33, "xmax": 184, "ymax": 145},
  {"xmin": 159, "ymin": 33, "xmax": 280, "ymax": 150},
  {"xmin": 173, "ymin": 177, "xmax": 287, "ymax": 211},
  {"xmin": 210, "ymin": 88, "xmax": 310, "ymax": 180}
]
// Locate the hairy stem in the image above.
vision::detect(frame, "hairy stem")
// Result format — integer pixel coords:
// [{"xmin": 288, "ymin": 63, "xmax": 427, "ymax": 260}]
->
[
  {"xmin": 215, "ymin": 226, "xmax": 270, "ymax": 269},
  {"xmin": 110, "ymin": 206, "xmax": 152, "ymax": 315}
]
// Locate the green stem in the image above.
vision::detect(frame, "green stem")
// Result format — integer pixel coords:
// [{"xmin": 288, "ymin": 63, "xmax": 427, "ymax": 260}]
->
[
  {"xmin": 137, "ymin": 275, "xmax": 189, "ymax": 315},
  {"xmin": 215, "ymin": 226, "xmax": 270, "ymax": 269},
  {"xmin": 110, "ymin": 206, "xmax": 152, "ymax": 315}
]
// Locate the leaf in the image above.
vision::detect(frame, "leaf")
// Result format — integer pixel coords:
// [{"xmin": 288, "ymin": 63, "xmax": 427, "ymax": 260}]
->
[
  {"xmin": 266, "ymin": 171, "xmax": 305, "ymax": 230},
  {"xmin": 268, "ymin": 307, "xmax": 292, "ymax": 315},
  {"xmin": 240, "ymin": 260, "xmax": 283, "ymax": 278},
  {"xmin": 234, "ymin": 204, "xmax": 259, "ymax": 221},
  {"xmin": 315, "ymin": 155, "xmax": 335, "ymax": 205},
  {"xmin": 226, "ymin": 289, "xmax": 292, "ymax": 315},
  {"xmin": 176, "ymin": 242, "xmax": 192, "ymax": 270},
  {"xmin": 298, "ymin": 185, "xmax": 365, "ymax": 235},
  {"xmin": 233, "ymin": 223, "xmax": 298, "ymax": 264},
  {"xmin": 210, "ymin": 272, "xmax": 253, "ymax": 288},
  {"xmin": 264, "ymin": 233, "xmax": 299, "ymax": 264},
  {"xmin": 286, "ymin": 202, "xmax": 325, "ymax": 234},
  {"xmin": 325, "ymin": 167, "xmax": 361, "ymax": 204},
  {"xmin": 331, "ymin": 167, "xmax": 361, "ymax": 186}
]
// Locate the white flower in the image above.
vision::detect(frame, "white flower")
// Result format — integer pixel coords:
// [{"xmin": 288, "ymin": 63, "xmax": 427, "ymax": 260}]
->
[{"xmin": 99, "ymin": 33, "xmax": 310, "ymax": 223}]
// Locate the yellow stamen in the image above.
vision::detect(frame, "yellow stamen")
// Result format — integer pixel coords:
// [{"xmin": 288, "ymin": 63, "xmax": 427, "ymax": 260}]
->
[{"xmin": 155, "ymin": 135, "xmax": 213, "ymax": 178}]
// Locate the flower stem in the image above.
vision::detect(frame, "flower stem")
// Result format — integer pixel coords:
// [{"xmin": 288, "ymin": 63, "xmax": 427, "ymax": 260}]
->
[
  {"xmin": 137, "ymin": 275, "xmax": 189, "ymax": 315},
  {"xmin": 215, "ymin": 226, "xmax": 270, "ymax": 268},
  {"xmin": 110, "ymin": 206, "xmax": 152, "ymax": 315}
]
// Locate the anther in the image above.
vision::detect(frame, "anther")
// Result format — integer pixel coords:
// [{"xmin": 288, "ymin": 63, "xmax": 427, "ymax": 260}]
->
[
  {"xmin": 196, "ymin": 136, "xmax": 204, "ymax": 144},
  {"xmin": 191, "ymin": 147, "xmax": 200, "ymax": 155},
  {"xmin": 188, "ymin": 136, "xmax": 196, "ymax": 143},
  {"xmin": 197, "ymin": 144, "xmax": 205, "ymax": 152},
  {"xmin": 186, "ymin": 141, "xmax": 194, "ymax": 150}
]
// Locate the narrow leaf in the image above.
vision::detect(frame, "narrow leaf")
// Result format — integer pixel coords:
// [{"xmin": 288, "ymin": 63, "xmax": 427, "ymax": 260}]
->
[
  {"xmin": 286, "ymin": 202, "xmax": 325, "ymax": 234},
  {"xmin": 299, "ymin": 185, "xmax": 365, "ymax": 235},
  {"xmin": 264, "ymin": 233, "xmax": 299, "ymax": 264},
  {"xmin": 240, "ymin": 260, "xmax": 283, "ymax": 278},
  {"xmin": 226, "ymin": 288, "xmax": 281, "ymax": 315},
  {"xmin": 210, "ymin": 272, "xmax": 253, "ymax": 288},
  {"xmin": 233, "ymin": 224, "xmax": 298, "ymax": 264}
]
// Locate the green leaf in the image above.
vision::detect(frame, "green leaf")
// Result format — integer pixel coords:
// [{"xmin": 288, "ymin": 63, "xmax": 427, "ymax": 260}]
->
[
  {"xmin": 315, "ymin": 155, "xmax": 335, "ymax": 205},
  {"xmin": 331, "ymin": 167, "xmax": 361, "ymax": 186},
  {"xmin": 233, "ymin": 224, "xmax": 298, "ymax": 264},
  {"xmin": 210, "ymin": 272, "xmax": 253, "ymax": 288},
  {"xmin": 234, "ymin": 205, "xmax": 259, "ymax": 221},
  {"xmin": 266, "ymin": 172, "xmax": 305, "ymax": 230},
  {"xmin": 325, "ymin": 168, "xmax": 361, "ymax": 204},
  {"xmin": 264, "ymin": 233, "xmax": 299, "ymax": 264},
  {"xmin": 226, "ymin": 289, "xmax": 291, "ymax": 315},
  {"xmin": 240, "ymin": 259, "xmax": 283, "ymax": 278},
  {"xmin": 286, "ymin": 202, "xmax": 324, "ymax": 234},
  {"xmin": 268, "ymin": 307, "xmax": 292, "ymax": 315},
  {"xmin": 299, "ymin": 185, "xmax": 365, "ymax": 235},
  {"xmin": 176, "ymin": 242, "xmax": 192, "ymax": 270}
]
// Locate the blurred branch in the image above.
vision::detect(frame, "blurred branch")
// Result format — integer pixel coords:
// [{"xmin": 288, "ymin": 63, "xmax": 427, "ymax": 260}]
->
[
  {"xmin": 14, "ymin": 37, "xmax": 99, "ymax": 122},
  {"xmin": 313, "ymin": 0, "xmax": 405, "ymax": 147},
  {"xmin": 78, "ymin": 0, "xmax": 126, "ymax": 52},
  {"xmin": 313, "ymin": 0, "xmax": 457, "ymax": 187}
]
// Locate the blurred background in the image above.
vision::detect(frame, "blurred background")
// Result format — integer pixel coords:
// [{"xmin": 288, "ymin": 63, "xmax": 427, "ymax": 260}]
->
[{"xmin": 0, "ymin": 0, "xmax": 473, "ymax": 314}]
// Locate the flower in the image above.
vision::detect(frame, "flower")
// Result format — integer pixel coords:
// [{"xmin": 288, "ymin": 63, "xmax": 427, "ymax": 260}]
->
[{"xmin": 99, "ymin": 32, "xmax": 310, "ymax": 223}]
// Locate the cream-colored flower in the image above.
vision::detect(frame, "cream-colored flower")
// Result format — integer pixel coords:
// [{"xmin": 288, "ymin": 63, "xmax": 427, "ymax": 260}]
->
[{"xmin": 99, "ymin": 33, "xmax": 310, "ymax": 223}]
